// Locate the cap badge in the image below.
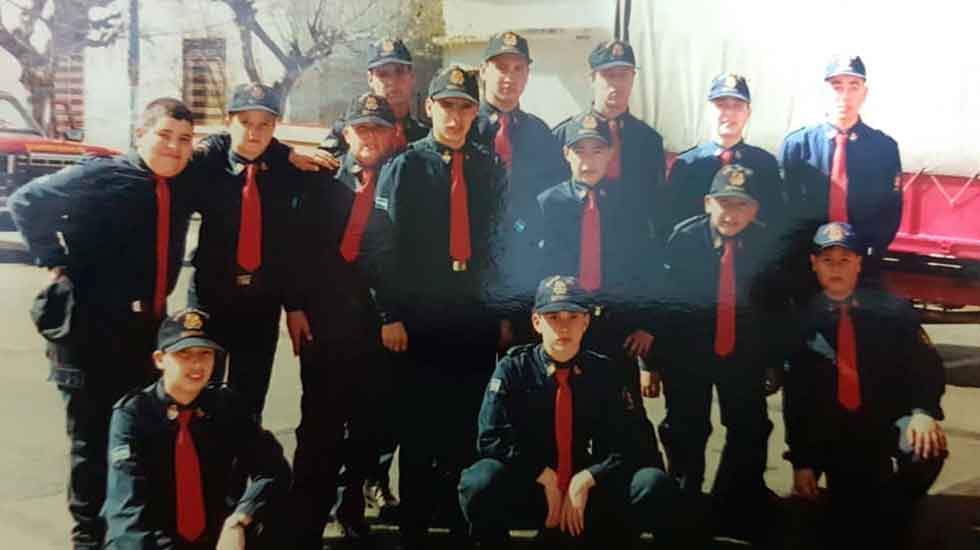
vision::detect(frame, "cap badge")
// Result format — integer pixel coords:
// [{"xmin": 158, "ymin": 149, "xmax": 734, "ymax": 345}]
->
[
  {"xmin": 552, "ymin": 279, "xmax": 568, "ymax": 297},
  {"xmin": 826, "ymin": 223, "xmax": 846, "ymax": 241},
  {"xmin": 724, "ymin": 75, "xmax": 738, "ymax": 88},
  {"xmin": 183, "ymin": 312, "xmax": 204, "ymax": 331},
  {"xmin": 728, "ymin": 170, "xmax": 746, "ymax": 187},
  {"xmin": 450, "ymin": 69, "xmax": 466, "ymax": 85},
  {"xmin": 381, "ymin": 39, "xmax": 395, "ymax": 54},
  {"xmin": 502, "ymin": 32, "xmax": 518, "ymax": 47},
  {"xmin": 611, "ymin": 42, "xmax": 625, "ymax": 57},
  {"xmin": 364, "ymin": 96, "xmax": 379, "ymax": 111},
  {"xmin": 581, "ymin": 115, "xmax": 598, "ymax": 130},
  {"xmin": 250, "ymin": 85, "xmax": 265, "ymax": 100}
]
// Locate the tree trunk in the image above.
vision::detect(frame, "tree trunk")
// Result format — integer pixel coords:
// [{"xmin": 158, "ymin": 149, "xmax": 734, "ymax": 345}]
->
[{"xmin": 20, "ymin": 66, "xmax": 54, "ymax": 132}]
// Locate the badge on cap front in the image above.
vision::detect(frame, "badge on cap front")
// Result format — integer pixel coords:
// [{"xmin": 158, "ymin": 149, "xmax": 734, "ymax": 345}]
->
[
  {"xmin": 825, "ymin": 223, "xmax": 846, "ymax": 241},
  {"xmin": 724, "ymin": 75, "xmax": 738, "ymax": 88},
  {"xmin": 611, "ymin": 43, "xmax": 625, "ymax": 57},
  {"xmin": 503, "ymin": 32, "xmax": 518, "ymax": 47},
  {"xmin": 381, "ymin": 39, "xmax": 395, "ymax": 53},
  {"xmin": 365, "ymin": 96, "xmax": 379, "ymax": 111},
  {"xmin": 450, "ymin": 69, "xmax": 465, "ymax": 85},
  {"xmin": 729, "ymin": 170, "xmax": 745, "ymax": 187},
  {"xmin": 183, "ymin": 312, "xmax": 203, "ymax": 330},
  {"xmin": 581, "ymin": 115, "xmax": 598, "ymax": 130},
  {"xmin": 250, "ymin": 85, "xmax": 265, "ymax": 100},
  {"xmin": 552, "ymin": 279, "xmax": 568, "ymax": 297}
]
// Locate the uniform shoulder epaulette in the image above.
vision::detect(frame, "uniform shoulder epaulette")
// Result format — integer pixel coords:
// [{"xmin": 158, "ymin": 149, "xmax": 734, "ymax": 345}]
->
[
  {"xmin": 784, "ymin": 126, "xmax": 808, "ymax": 139},
  {"xmin": 671, "ymin": 214, "xmax": 707, "ymax": 235},
  {"xmin": 583, "ymin": 349, "xmax": 610, "ymax": 361},
  {"xmin": 552, "ymin": 115, "xmax": 574, "ymax": 132},
  {"xmin": 504, "ymin": 343, "xmax": 536, "ymax": 358},
  {"xmin": 676, "ymin": 144, "xmax": 699, "ymax": 158}
]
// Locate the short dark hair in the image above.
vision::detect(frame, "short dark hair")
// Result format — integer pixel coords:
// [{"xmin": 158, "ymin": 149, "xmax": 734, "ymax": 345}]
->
[{"xmin": 140, "ymin": 97, "xmax": 194, "ymax": 130}]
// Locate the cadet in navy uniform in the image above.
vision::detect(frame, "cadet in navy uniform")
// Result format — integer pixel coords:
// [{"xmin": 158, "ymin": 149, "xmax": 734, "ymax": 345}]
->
[
  {"xmin": 553, "ymin": 40, "xmax": 668, "ymax": 244},
  {"xmin": 316, "ymin": 38, "xmax": 428, "ymax": 165},
  {"xmin": 103, "ymin": 308, "xmax": 290, "ymax": 550},
  {"xmin": 537, "ymin": 112, "xmax": 662, "ymax": 428},
  {"xmin": 9, "ymin": 98, "xmax": 196, "ymax": 550},
  {"xmin": 187, "ymin": 84, "xmax": 305, "ymax": 420},
  {"xmin": 659, "ymin": 165, "xmax": 784, "ymax": 542},
  {"xmin": 474, "ymin": 31, "xmax": 565, "ymax": 333},
  {"xmin": 459, "ymin": 276, "xmax": 679, "ymax": 549},
  {"xmin": 779, "ymin": 55, "xmax": 902, "ymax": 285},
  {"xmin": 663, "ymin": 73, "xmax": 786, "ymax": 237},
  {"xmin": 285, "ymin": 93, "xmax": 398, "ymax": 548},
  {"xmin": 783, "ymin": 222, "xmax": 946, "ymax": 548},
  {"xmin": 365, "ymin": 66, "xmax": 507, "ymax": 549}
]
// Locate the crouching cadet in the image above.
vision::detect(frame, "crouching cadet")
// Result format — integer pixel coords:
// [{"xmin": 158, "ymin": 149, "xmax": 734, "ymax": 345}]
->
[
  {"xmin": 103, "ymin": 309, "xmax": 290, "ymax": 550},
  {"xmin": 783, "ymin": 222, "xmax": 947, "ymax": 548},
  {"xmin": 459, "ymin": 276, "xmax": 679, "ymax": 549}
]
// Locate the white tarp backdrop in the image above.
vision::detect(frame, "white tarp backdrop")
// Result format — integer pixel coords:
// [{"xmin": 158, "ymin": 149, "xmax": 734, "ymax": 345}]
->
[{"xmin": 627, "ymin": 0, "xmax": 980, "ymax": 177}]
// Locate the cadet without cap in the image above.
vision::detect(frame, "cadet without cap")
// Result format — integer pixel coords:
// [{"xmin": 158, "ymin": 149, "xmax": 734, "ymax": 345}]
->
[
  {"xmin": 227, "ymin": 83, "xmax": 281, "ymax": 116},
  {"xmin": 534, "ymin": 275, "xmax": 592, "ymax": 314},
  {"xmin": 428, "ymin": 65, "xmax": 480, "ymax": 104},
  {"xmin": 708, "ymin": 73, "xmax": 751, "ymax": 103},
  {"xmin": 562, "ymin": 112, "xmax": 611, "ymax": 147},
  {"xmin": 344, "ymin": 92, "xmax": 396, "ymax": 128},
  {"xmin": 157, "ymin": 308, "xmax": 224, "ymax": 353},
  {"xmin": 813, "ymin": 222, "xmax": 862, "ymax": 252},
  {"xmin": 825, "ymin": 55, "xmax": 866, "ymax": 80},
  {"xmin": 708, "ymin": 164, "xmax": 759, "ymax": 203},
  {"xmin": 483, "ymin": 31, "xmax": 532, "ymax": 63},
  {"xmin": 367, "ymin": 38, "xmax": 413, "ymax": 70},
  {"xmin": 589, "ymin": 40, "xmax": 636, "ymax": 71}
]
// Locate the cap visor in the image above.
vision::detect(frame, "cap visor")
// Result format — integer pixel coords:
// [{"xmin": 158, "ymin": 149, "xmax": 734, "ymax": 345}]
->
[
  {"xmin": 815, "ymin": 242, "xmax": 862, "ymax": 253},
  {"xmin": 565, "ymin": 134, "xmax": 610, "ymax": 147},
  {"xmin": 592, "ymin": 61, "xmax": 637, "ymax": 71},
  {"xmin": 163, "ymin": 337, "xmax": 225, "ymax": 354},
  {"xmin": 824, "ymin": 71, "xmax": 866, "ymax": 81},
  {"xmin": 347, "ymin": 116, "xmax": 395, "ymax": 128},
  {"xmin": 535, "ymin": 302, "xmax": 590, "ymax": 314},
  {"xmin": 708, "ymin": 92, "xmax": 750, "ymax": 103},
  {"xmin": 430, "ymin": 90, "xmax": 479, "ymax": 104},
  {"xmin": 708, "ymin": 189, "xmax": 758, "ymax": 203},
  {"xmin": 368, "ymin": 59, "xmax": 413, "ymax": 70},
  {"xmin": 227, "ymin": 105, "xmax": 281, "ymax": 117}
]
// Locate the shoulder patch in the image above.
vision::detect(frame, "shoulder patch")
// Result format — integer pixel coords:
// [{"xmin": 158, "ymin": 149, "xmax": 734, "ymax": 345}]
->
[
  {"xmin": 488, "ymin": 377, "xmax": 505, "ymax": 394},
  {"xmin": 110, "ymin": 444, "xmax": 131, "ymax": 464}
]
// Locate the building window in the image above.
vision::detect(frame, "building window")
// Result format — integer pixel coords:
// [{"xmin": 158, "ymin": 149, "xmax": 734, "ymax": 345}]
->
[
  {"xmin": 52, "ymin": 53, "xmax": 85, "ymax": 138},
  {"xmin": 182, "ymin": 38, "xmax": 226, "ymax": 125}
]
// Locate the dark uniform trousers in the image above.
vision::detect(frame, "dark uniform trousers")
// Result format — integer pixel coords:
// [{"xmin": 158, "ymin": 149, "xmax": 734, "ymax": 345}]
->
[
  {"xmin": 9, "ymin": 152, "xmax": 194, "ymax": 550},
  {"xmin": 459, "ymin": 458, "xmax": 678, "ymax": 548},
  {"xmin": 55, "ymin": 306, "xmax": 159, "ymax": 550}
]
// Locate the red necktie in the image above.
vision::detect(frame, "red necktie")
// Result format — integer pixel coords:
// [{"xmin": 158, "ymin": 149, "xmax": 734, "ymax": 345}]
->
[
  {"xmin": 837, "ymin": 303, "xmax": 861, "ymax": 410},
  {"xmin": 829, "ymin": 131, "xmax": 849, "ymax": 222},
  {"xmin": 449, "ymin": 151, "xmax": 471, "ymax": 266},
  {"xmin": 392, "ymin": 120, "xmax": 407, "ymax": 150},
  {"xmin": 153, "ymin": 176, "xmax": 170, "ymax": 319},
  {"xmin": 554, "ymin": 368, "xmax": 574, "ymax": 492},
  {"xmin": 719, "ymin": 148, "xmax": 734, "ymax": 165},
  {"xmin": 175, "ymin": 410, "xmax": 206, "ymax": 542},
  {"xmin": 237, "ymin": 164, "xmax": 262, "ymax": 272},
  {"xmin": 579, "ymin": 190, "xmax": 601, "ymax": 291},
  {"xmin": 339, "ymin": 169, "xmax": 377, "ymax": 263},
  {"xmin": 715, "ymin": 239, "xmax": 736, "ymax": 357},
  {"xmin": 494, "ymin": 112, "xmax": 513, "ymax": 170},
  {"xmin": 606, "ymin": 119, "xmax": 622, "ymax": 180}
]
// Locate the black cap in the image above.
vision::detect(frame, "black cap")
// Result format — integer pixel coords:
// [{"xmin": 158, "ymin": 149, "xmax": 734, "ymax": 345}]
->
[
  {"xmin": 534, "ymin": 276, "xmax": 592, "ymax": 314},
  {"xmin": 812, "ymin": 222, "xmax": 862, "ymax": 252},
  {"xmin": 344, "ymin": 92, "xmax": 396, "ymax": 128},
  {"xmin": 157, "ymin": 309, "xmax": 224, "ymax": 353},
  {"xmin": 227, "ymin": 83, "xmax": 281, "ymax": 116},
  {"xmin": 708, "ymin": 73, "xmax": 751, "ymax": 103},
  {"xmin": 708, "ymin": 164, "xmax": 759, "ymax": 203},
  {"xmin": 428, "ymin": 65, "xmax": 479, "ymax": 104},
  {"xmin": 825, "ymin": 55, "xmax": 866, "ymax": 81},
  {"xmin": 562, "ymin": 112, "xmax": 611, "ymax": 147},
  {"xmin": 483, "ymin": 31, "xmax": 532, "ymax": 63},
  {"xmin": 589, "ymin": 40, "xmax": 636, "ymax": 71},
  {"xmin": 367, "ymin": 38, "xmax": 413, "ymax": 70}
]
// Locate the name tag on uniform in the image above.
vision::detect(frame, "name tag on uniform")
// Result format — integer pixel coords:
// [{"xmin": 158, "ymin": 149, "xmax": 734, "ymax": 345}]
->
[{"xmin": 236, "ymin": 274, "xmax": 253, "ymax": 287}]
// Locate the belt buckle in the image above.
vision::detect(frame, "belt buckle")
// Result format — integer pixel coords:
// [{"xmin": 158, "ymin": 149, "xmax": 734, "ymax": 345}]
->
[
  {"xmin": 236, "ymin": 274, "xmax": 253, "ymax": 287},
  {"xmin": 452, "ymin": 260, "xmax": 468, "ymax": 272}
]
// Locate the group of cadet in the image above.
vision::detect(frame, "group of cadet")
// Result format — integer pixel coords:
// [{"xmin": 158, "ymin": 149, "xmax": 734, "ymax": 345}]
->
[{"xmin": 8, "ymin": 28, "xmax": 950, "ymax": 550}]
